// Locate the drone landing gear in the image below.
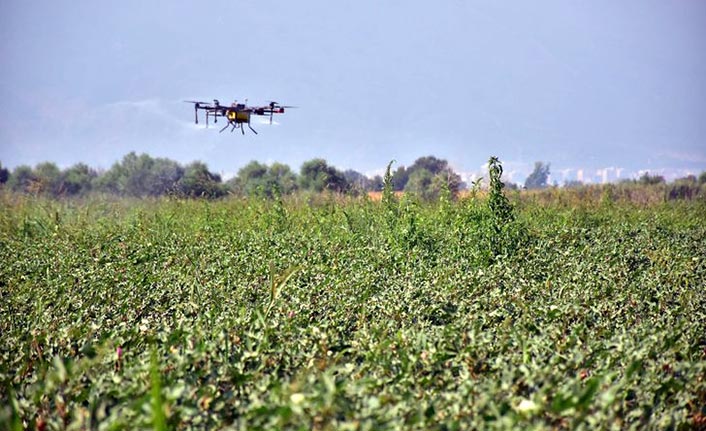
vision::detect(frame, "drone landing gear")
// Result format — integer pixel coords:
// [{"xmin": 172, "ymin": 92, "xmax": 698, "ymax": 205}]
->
[{"xmin": 219, "ymin": 121, "xmax": 258, "ymax": 135}]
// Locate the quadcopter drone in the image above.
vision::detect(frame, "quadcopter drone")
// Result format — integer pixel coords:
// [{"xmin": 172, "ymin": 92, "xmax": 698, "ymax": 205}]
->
[{"xmin": 184, "ymin": 99, "xmax": 295, "ymax": 134}]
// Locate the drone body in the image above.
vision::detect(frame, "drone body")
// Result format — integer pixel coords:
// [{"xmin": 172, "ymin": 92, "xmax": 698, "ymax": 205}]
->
[{"xmin": 185, "ymin": 99, "xmax": 294, "ymax": 135}]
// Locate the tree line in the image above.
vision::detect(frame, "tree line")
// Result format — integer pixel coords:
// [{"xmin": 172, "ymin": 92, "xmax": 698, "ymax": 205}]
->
[
  {"xmin": 0, "ymin": 154, "xmax": 226, "ymax": 198},
  {"xmin": 0, "ymin": 153, "xmax": 466, "ymax": 199},
  {"xmin": 2, "ymin": 154, "xmax": 704, "ymax": 199}
]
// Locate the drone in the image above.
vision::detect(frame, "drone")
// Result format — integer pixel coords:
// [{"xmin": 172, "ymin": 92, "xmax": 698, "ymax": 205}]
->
[{"xmin": 184, "ymin": 99, "xmax": 295, "ymax": 134}]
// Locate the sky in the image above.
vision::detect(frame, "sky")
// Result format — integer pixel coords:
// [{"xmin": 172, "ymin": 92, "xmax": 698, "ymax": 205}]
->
[{"xmin": 1, "ymin": 0, "xmax": 705, "ymax": 184}]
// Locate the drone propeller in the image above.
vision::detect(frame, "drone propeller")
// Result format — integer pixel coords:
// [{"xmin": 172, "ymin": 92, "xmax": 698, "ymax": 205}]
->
[
  {"xmin": 267, "ymin": 101, "xmax": 297, "ymax": 124},
  {"xmin": 267, "ymin": 101, "xmax": 297, "ymax": 108},
  {"xmin": 184, "ymin": 101, "xmax": 210, "ymax": 124}
]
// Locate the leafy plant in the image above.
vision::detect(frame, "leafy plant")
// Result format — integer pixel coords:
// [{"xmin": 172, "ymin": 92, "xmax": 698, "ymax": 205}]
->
[
  {"xmin": 487, "ymin": 156, "xmax": 514, "ymax": 225},
  {"xmin": 150, "ymin": 349, "xmax": 167, "ymax": 431},
  {"xmin": 382, "ymin": 160, "xmax": 398, "ymax": 229},
  {"xmin": 0, "ymin": 189, "xmax": 704, "ymax": 430},
  {"xmin": 264, "ymin": 263, "xmax": 301, "ymax": 318}
]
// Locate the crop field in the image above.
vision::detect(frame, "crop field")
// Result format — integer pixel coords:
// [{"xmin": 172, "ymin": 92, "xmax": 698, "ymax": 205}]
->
[{"xmin": 1, "ymin": 189, "xmax": 705, "ymax": 430}]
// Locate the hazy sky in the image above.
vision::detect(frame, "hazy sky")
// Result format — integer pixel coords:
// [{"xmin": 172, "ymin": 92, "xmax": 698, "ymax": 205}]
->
[{"xmin": 1, "ymin": 1, "xmax": 705, "ymax": 183}]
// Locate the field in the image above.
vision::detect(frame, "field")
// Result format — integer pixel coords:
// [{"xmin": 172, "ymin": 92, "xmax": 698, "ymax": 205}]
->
[{"xmin": 1, "ymin": 190, "xmax": 705, "ymax": 430}]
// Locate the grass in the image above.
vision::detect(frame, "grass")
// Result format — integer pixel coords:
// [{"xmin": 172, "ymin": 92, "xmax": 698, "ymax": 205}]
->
[{"xmin": 0, "ymin": 190, "xmax": 704, "ymax": 430}]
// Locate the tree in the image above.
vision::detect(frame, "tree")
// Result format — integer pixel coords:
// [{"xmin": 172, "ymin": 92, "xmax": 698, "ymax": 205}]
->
[
  {"xmin": 391, "ymin": 166, "xmax": 409, "ymax": 191},
  {"xmin": 699, "ymin": 172, "xmax": 706, "ymax": 185},
  {"xmin": 368, "ymin": 175, "xmax": 384, "ymax": 192},
  {"xmin": 61, "ymin": 163, "xmax": 97, "ymax": 196},
  {"xmin": 409, "ymin": 156, "xmax": 449, "ymax": 176},
  {"xmin": 299, "ymin": 159, "xmax": 348, "ymax": 193},
  {"xmin": 8, "ymin": 165, "xmax": 37, "ymax": 193},
  {"xmin": 95, "ymin": 152, "xmax": 154, "ymax": 196},
  {"xmin": 93, "ymin": 152, "xmax": 184, "ymax": 197},
  {"xmin": 638, "ymin": 172, "xmax": 665, "ymax": 185},
  {"xmin": 404, "ymin": 168, "xmax": 434, "ymax": 200},
  {"xmin": 0, "ymin": 162, "xmax": 9, "ymax": 185},
  {"xmin": 343, "ymin": 169, "xmax": 372, "ymax": 192},
  {"xmin": 178, "ymin": 161, "xmax": 225, "ymax": 198},
  {"xmin": 400, "ymin": 156, "xmax": 463, "ymax": 200},
  {"xmin": 436, "ymin": 169, "xmax": 463, "ymax": 196},
  {"xmin": 404, "ymin": 168, "xmax": 463, "ymax": 201},
  {"xmin": 34, "ymin": 162, "xmax": 62, "ymax": 195},
  {"xmin": 524, "ymin": 162, "xmax": 550, "ymax": 189},
  {"xmin": 267, "ymin": 162, "xmax": 297, "ymax": 195},
  {"xmin": 93, "ymin": 162, "xmax": 124, "ymax": 194},
  {"xmin": 391, "ymin": 156, "xmax": 454, "ymax": 192},
  {"xmin": 119, "ymin": 152, "xmax": 152, "ymax": 196},
  {"xmin": 231, "ymin": 160, "xmax": 268, "ymax": 196},
  {"xmin": 229, "ymin": 161, "xmax": 297, "ymax": 198},
  {"xmin": 147, "ymin": 158, "xmax": 184, "ymax": 196}
]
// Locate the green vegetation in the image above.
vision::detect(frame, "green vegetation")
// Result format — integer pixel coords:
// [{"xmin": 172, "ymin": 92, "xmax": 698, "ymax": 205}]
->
[
  {"xmin": 4, "ymin": 153, "xmax": 706, "ymax": 205},
  {"xmin": 0, "ymin": 157, "xmax": 705, "ymax": 430},
  {"xmin": 390, "ymin": 155, "xmax": 463, "ymax": 196}
]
